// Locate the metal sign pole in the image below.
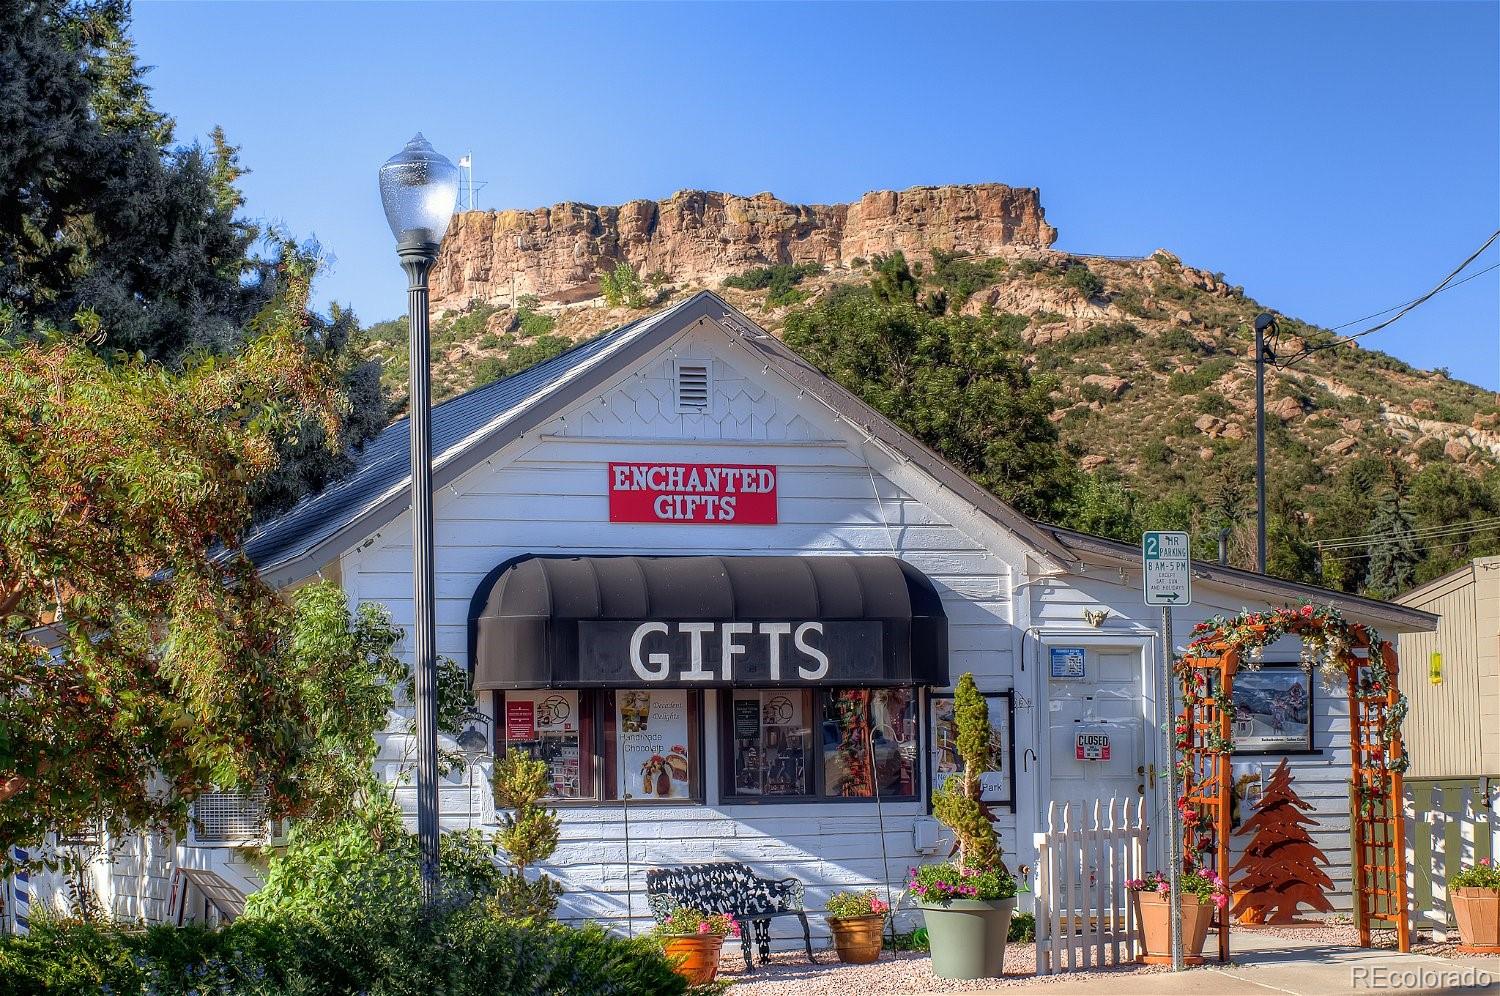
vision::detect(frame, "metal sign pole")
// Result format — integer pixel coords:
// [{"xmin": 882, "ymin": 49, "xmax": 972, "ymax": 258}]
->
[
  {"xmin": 1162, "ymin": 605, "xmax": 1184, "ymax": 972},
  {"xmin": 1143, "ymin": 530, "xmax": 1192, "ymax": 973}
]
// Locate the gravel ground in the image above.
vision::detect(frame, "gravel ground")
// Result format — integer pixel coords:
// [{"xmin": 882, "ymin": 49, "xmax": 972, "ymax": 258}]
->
[
  {"xmin": 716, "ymin": 922, "xmax": 1500, "ymax": 994},
  {"xmin": 718, "ymin": 943, "xmax": 1168, "ymax": 994}
]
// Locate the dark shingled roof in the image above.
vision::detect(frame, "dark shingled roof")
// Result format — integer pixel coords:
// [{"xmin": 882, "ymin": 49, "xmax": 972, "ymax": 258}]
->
[{"xmin": 242, "ymin": 310, "xmax": 654, "ymax": 577}]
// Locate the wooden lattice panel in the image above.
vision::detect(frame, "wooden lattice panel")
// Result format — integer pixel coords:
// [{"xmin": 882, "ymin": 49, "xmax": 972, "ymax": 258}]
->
[{"xmin": 1175, "ymin": 630, "xmax": 1409, "ymax": 957}]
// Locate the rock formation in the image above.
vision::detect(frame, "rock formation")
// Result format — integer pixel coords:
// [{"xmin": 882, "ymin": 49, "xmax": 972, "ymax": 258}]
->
[{"xmin": 428, "ymin": 184, "xmax": 1058, "ymax": 314}]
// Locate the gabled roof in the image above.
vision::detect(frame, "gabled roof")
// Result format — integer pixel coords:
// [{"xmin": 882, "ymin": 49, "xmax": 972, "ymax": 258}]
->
[
  {"xmin": 1040, "ymin": 525, "xmax": 1438, "ymax": 633},
  {"xmin": 241, "ymin": 289, "xmax": 1435, "ymax": 634},
  {"xmin": 245, "ymin": 291, "xmax": 1076, "ymax": 586}
]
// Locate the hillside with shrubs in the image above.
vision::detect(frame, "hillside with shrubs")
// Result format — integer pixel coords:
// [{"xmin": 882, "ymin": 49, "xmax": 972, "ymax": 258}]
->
[{"xmin": 360, "ymin": 248, "xmax": 1498, "ymax": 597}]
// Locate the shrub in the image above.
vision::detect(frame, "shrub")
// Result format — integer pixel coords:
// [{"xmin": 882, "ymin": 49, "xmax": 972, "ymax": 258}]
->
[
  {"xmin": 0, "ymin": 900, "xmax": 690, "ymax": 996},
  {"xmin": 1168, "ymin": 356, "xmax": 1235, "ymax": 394},
  {"xmin": 492, "ymin": 748, "xmax": 564, "ymax": 919},
  {"xmin": 1063, "ymin": 264, "xmax": 1104, "ymax": 299},
  {"xmin": 599, "ymin": 262, "xmax": 647, "ymax": 309},
  {"xmin": 1196, "ymin": 391, "xmax": 1232, "ymax": 417},
  {"xmin": 722, "ymin": 261, "xmax": 823, "ymax": 306},
  {"xmin": 928, "ymin": 249, "xmax": 1007, "ymax": 309}
]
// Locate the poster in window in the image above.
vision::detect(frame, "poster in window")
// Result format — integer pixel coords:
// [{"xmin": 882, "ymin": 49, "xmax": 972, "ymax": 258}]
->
[
  {"xmin": 617, "ymin": 689, "xmax": 692, "ymax": 800},
  {"xmin": 929, "ymin": 692, "xmax": 1012, "ymax": 806},
  {"xmin": 1231, "ymin": 668, "xmax": 1313, "ymax": 753},
  {"xmin": 504, "ymin": 691, "xmax": 582, "ymax": 798}
]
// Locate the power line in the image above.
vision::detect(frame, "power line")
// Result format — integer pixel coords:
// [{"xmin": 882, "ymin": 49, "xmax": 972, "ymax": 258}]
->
[
  {"xmin": 1321, "ymin": 262, "xmax": 1500, "ymax": 333},
  {"xmin": 1316, "ymin": 516, "xmax": 1500, "ymax": 552},
  {"xmin": 1277, "ymin": 230, "xmax": 1500, "ymax": 370}
]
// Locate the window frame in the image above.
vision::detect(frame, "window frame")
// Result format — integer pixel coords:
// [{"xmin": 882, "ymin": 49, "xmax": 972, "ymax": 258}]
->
[
  {"xmin": 719, "ymin": 687, "xmax": 923, "ymax": 805},
  {"xmin": 1227, "ymin": 662, "xmax": 1319, "ymax": 756},
  {"xmin": 492, "ymin": 689, "xmax": 707, "ymax": 805},
  {"xmin": 923, "ymin": 689, "xmax": 1016, "ymax": 812},
  {"xmin": 718, "ymin": 689, "xmax": 818, "ymax": 803}
]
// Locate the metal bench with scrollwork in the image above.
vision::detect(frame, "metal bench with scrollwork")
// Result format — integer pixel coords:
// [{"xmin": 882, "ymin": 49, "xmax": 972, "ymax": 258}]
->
[{"xmin": 646, "ymin": 861, "xmax": 817, "ymax": 970}]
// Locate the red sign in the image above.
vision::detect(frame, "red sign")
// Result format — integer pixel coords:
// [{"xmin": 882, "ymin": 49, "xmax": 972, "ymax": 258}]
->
[
  {"xmin": 608, "ymin": 463, "xmax": 778, "ymax": 524},
  {"xmin": 505, "ymin": 700, "xmax": 536, "ymax": 743},
  {"xmin": 1076, "ymin": 733, "xmax": 1111, "ymax": 761}
]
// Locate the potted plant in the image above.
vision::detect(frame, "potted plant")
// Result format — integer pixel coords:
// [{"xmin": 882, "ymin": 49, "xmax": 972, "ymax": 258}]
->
[
  {"xmin": 1451, "ymin": 857, "xmax": 1500, "ymax": 953},
  {"xmin": 912, "ymin": 673, "xmax": 1019, "ymax": 980},
  {"xmin": 652, "ymin": 906, "xmax": 741, "ymax": 984},
  {"xmin": 825, "ymin": 889, "xmax": 890, "ymax": 964},
  {"xmin": 1126, "ymin": 867, "xmax": 1229, "ymax": 964}
]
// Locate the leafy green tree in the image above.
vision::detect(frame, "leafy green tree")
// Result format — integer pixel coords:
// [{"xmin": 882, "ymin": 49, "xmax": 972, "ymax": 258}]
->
[
  {"xmin": 783, "ymin": 289, "xmax": 1076, "ymax": 520},
  {"xmin": 868, "ymin": 252, "xmax": 920, "ymax": 306},
  {"xmin": 0, "ymin": 278, "xmax": 355, "ymax": 868},
  {"xmin": 599, "ymin": 261, "xmax": 647, "ymax": 309}
]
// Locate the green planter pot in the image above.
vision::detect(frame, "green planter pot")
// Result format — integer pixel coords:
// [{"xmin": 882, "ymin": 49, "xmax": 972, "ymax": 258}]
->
[{"xmin": 920, "ymin": 898, "xmax": 1015, "ymax": 980}]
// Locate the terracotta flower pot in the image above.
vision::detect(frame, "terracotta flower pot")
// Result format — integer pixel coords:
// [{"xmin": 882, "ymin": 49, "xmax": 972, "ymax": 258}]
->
[
  {"xmin": 1132, "ymin": 890, "xmax": 1214, "ymax": 965},
  {"xmin": 827, "ymin": 913, "xmax": 885, "ymax": 964},
  {"xmin": 1453, "ymin": 887, "xmax": 1500, "ymax": 954},
  {"xmin": 661, "ymin": 934, "xmax": 724, "ymax": 984}
]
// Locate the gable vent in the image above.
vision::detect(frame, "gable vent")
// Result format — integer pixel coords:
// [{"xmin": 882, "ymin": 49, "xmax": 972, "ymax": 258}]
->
[{"xmin": 674, "ymin": 360, "xmax": 711, "ymax": 413}]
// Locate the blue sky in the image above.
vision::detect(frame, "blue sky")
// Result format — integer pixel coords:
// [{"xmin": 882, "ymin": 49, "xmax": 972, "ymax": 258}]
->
[{"xmin": 134, "ymin": 1, "xmax": 1499, "ymax": 388}]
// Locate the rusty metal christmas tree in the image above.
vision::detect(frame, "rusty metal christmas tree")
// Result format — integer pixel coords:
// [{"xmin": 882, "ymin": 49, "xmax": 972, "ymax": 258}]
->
[{"xmin": 1230, "ymin": 759, "xmax": 1335, "ymax": 924}]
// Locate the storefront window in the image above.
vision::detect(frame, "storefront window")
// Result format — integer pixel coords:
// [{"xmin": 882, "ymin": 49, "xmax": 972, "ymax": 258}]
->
[
  {"xmin": 724, "ymin": 690, "xmax": 814, "ymax": 798},
  {"xmin": 500, "ymin": 690, "xmax": 591, "ymax": 799},
  {"xmin": 606, "ymin": 689, "xmax": 701, "ymax": 801},
  {"xmin": 821, "ymin": 689, "xmax": 918, "ymax": 798}
]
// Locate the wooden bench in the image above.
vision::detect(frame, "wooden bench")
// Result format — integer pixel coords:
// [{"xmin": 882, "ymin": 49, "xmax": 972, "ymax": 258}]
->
[{"xmin": 646, "ymin": 861, "xmax": 817, "ymax": 970}]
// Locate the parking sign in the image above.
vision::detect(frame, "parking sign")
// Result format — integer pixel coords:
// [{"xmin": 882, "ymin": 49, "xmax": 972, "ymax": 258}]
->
[{"xmin": 1142, "ymin": 531, "xmax": 1192, "ymax": 606}]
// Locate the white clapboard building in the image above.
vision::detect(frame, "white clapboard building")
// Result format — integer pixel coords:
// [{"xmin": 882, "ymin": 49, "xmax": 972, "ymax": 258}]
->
[{"xmin": 14, "ymin": 291, "xmax": 1436, "ymax": 937}]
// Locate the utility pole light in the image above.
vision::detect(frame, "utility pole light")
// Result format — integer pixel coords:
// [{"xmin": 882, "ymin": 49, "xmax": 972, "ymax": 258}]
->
[
  {"xmin": 379, "ymin": 133, "xmax": 459, "ymax": 901},
  {"xmin": 1252, "ymin": 313, "xmax": 1279, "ymax": 575}
]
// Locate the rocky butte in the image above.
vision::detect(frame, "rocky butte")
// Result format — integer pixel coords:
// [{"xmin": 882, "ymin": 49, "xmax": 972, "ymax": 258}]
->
[{"xmin": 428, "ymin": 184, "xmax": 1058, "ymax": 314}]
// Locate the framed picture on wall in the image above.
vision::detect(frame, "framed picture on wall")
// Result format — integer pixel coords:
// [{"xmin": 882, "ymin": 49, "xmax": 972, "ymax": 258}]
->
[
  {"xmin": 928, "ymin": 690, "xmax": 1014, "ymax": 809},
  {"xmin": 1231, "ymin": 666, "xmax": 1315, "ymax": 754}
]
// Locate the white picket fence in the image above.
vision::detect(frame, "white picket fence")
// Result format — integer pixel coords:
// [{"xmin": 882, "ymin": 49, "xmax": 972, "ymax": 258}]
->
[
  {"xmin": 1405, "ymin": 781, "xmax": 1499, "ymax": 940},
  {"xmin": 1033, "ymin": 798, "xmax": 1149, "ymax": 975}
]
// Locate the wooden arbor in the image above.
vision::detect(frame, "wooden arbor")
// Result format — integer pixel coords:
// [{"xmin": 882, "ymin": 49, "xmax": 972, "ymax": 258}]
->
[{"xmin": 1175, "ymin": 605, "xmax": 1410, "ymax": 962}]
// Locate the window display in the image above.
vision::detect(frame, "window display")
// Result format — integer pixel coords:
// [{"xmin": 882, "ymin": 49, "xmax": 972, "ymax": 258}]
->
[
  {"xmin": 612, "ymin": 689, "xmax": 697, "ymax": 801},
  {"xmin": 501, "ymin": 690, "xmax": 588, "ymax": 799},
  {"xmin": 929, "ymin": 690, "xmax": 1013, "ymax": 807},
  {"xmin": 726, "ymin": 690, "xmax": 813, "ymax": 797},
  {"xmin": 822, "ymin": 689, "xmax": 917, "ymax": 798}
]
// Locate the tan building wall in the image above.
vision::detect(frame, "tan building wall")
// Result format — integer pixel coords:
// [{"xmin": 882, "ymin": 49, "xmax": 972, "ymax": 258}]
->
[{"xmin": 1398, "ymin": 557, "xmax": 1500, "ymax": 779}]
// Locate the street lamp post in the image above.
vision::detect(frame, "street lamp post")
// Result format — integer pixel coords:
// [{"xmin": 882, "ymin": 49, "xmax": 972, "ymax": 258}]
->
[
  {"xmin": 379, "ymin": 134, "xmax": 459, "ymax": 901},
  {"xmin": 1252, "ymin": 313, "xmax": 1278, "ymax": 574}
]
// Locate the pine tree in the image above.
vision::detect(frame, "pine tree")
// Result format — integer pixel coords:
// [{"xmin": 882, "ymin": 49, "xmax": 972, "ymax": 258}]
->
[
  {"xmin": 1364, "ymin": 485, "xmax": 1420, "ymax": 599},
  {"xmin": 1230, "ymin": 759, "xmax": 1334, "ymax": 924}
]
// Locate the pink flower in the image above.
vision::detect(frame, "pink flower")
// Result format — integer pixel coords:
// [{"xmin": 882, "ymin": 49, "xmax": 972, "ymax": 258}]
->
[
  {"xmin": 697, "ymin": 922, "xmax": 712, "ymax": 934},
  {"xmin": 1482, "ymin": 859, "xmax": 1493, "ymax": 867},
  {"xmin": 870, "ymin": 898, "xmax": 889, "ymax": 914}
]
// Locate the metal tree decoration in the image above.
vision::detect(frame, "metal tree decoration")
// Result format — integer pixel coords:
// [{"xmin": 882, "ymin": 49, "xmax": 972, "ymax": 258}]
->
[{"xmin": 1230, "ymin": 759, "xmax": 1334, "ymax": 924}]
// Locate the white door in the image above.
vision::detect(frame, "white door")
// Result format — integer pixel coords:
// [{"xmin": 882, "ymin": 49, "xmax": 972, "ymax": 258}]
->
[{"xmin": 1047, "ymin": 648, "xmax": 1149, "ymax": 812}]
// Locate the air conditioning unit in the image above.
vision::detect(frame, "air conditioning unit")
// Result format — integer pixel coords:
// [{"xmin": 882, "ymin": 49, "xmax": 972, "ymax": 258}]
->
[{"xmin": 189, "ymin": 790, "xmax": 289, "ymax": 847}]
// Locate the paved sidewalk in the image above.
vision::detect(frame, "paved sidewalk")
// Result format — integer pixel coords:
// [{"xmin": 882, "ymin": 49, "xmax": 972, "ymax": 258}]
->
[{"xmin": 944, "ymin": 929, "xmax": 1499, "ymax": 995}]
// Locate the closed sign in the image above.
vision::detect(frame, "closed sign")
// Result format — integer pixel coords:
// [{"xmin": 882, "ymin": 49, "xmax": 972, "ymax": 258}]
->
[{"xmin": 1076, "ymin": 733, "xmax": 1111, "ymax": 761}]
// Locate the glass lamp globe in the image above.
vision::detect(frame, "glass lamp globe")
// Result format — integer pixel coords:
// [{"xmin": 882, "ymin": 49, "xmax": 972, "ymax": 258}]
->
[{"xmin": 378, "ymin": 133, "xmax": 460, "ymax": 248}]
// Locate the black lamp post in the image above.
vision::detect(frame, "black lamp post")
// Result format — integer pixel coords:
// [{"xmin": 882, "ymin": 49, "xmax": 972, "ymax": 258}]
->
[
  {"xmin": 1252, "ymin": 313, "xmax": 1279, "ymax": 574},
  {"xmin": 379, "ymin": 134, "xmax": 459, "ymax": 901}
]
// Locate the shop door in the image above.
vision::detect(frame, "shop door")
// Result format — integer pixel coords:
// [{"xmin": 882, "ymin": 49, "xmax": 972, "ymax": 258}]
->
[{"xmin": 1046, "ymin": 648, "xmax": 1149, "ymax": 815}]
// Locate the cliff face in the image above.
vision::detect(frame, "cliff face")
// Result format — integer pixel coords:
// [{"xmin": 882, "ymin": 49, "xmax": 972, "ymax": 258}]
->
[{"xmin": 429, "ymin": 184, "xmax": 1057, "ymax": 313}]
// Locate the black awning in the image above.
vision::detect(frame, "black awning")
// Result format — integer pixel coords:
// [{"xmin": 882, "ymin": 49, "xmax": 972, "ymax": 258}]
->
[{"xmin": 469, "ymin": 555, "xmax": 948, "ymax": 690}]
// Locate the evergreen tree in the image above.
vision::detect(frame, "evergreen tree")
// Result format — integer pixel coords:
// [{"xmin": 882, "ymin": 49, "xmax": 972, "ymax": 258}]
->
[
  {"xmin": 1364, "ymin": 485, "xmax": 1420, "ymax": 598},
  {"xmin": 1, "ymin": 2, "xmax": 387, "ymax": 516},
  {"xmin": 783, "ymin": 285, "xmax": 1077, "ymax": 520}
]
